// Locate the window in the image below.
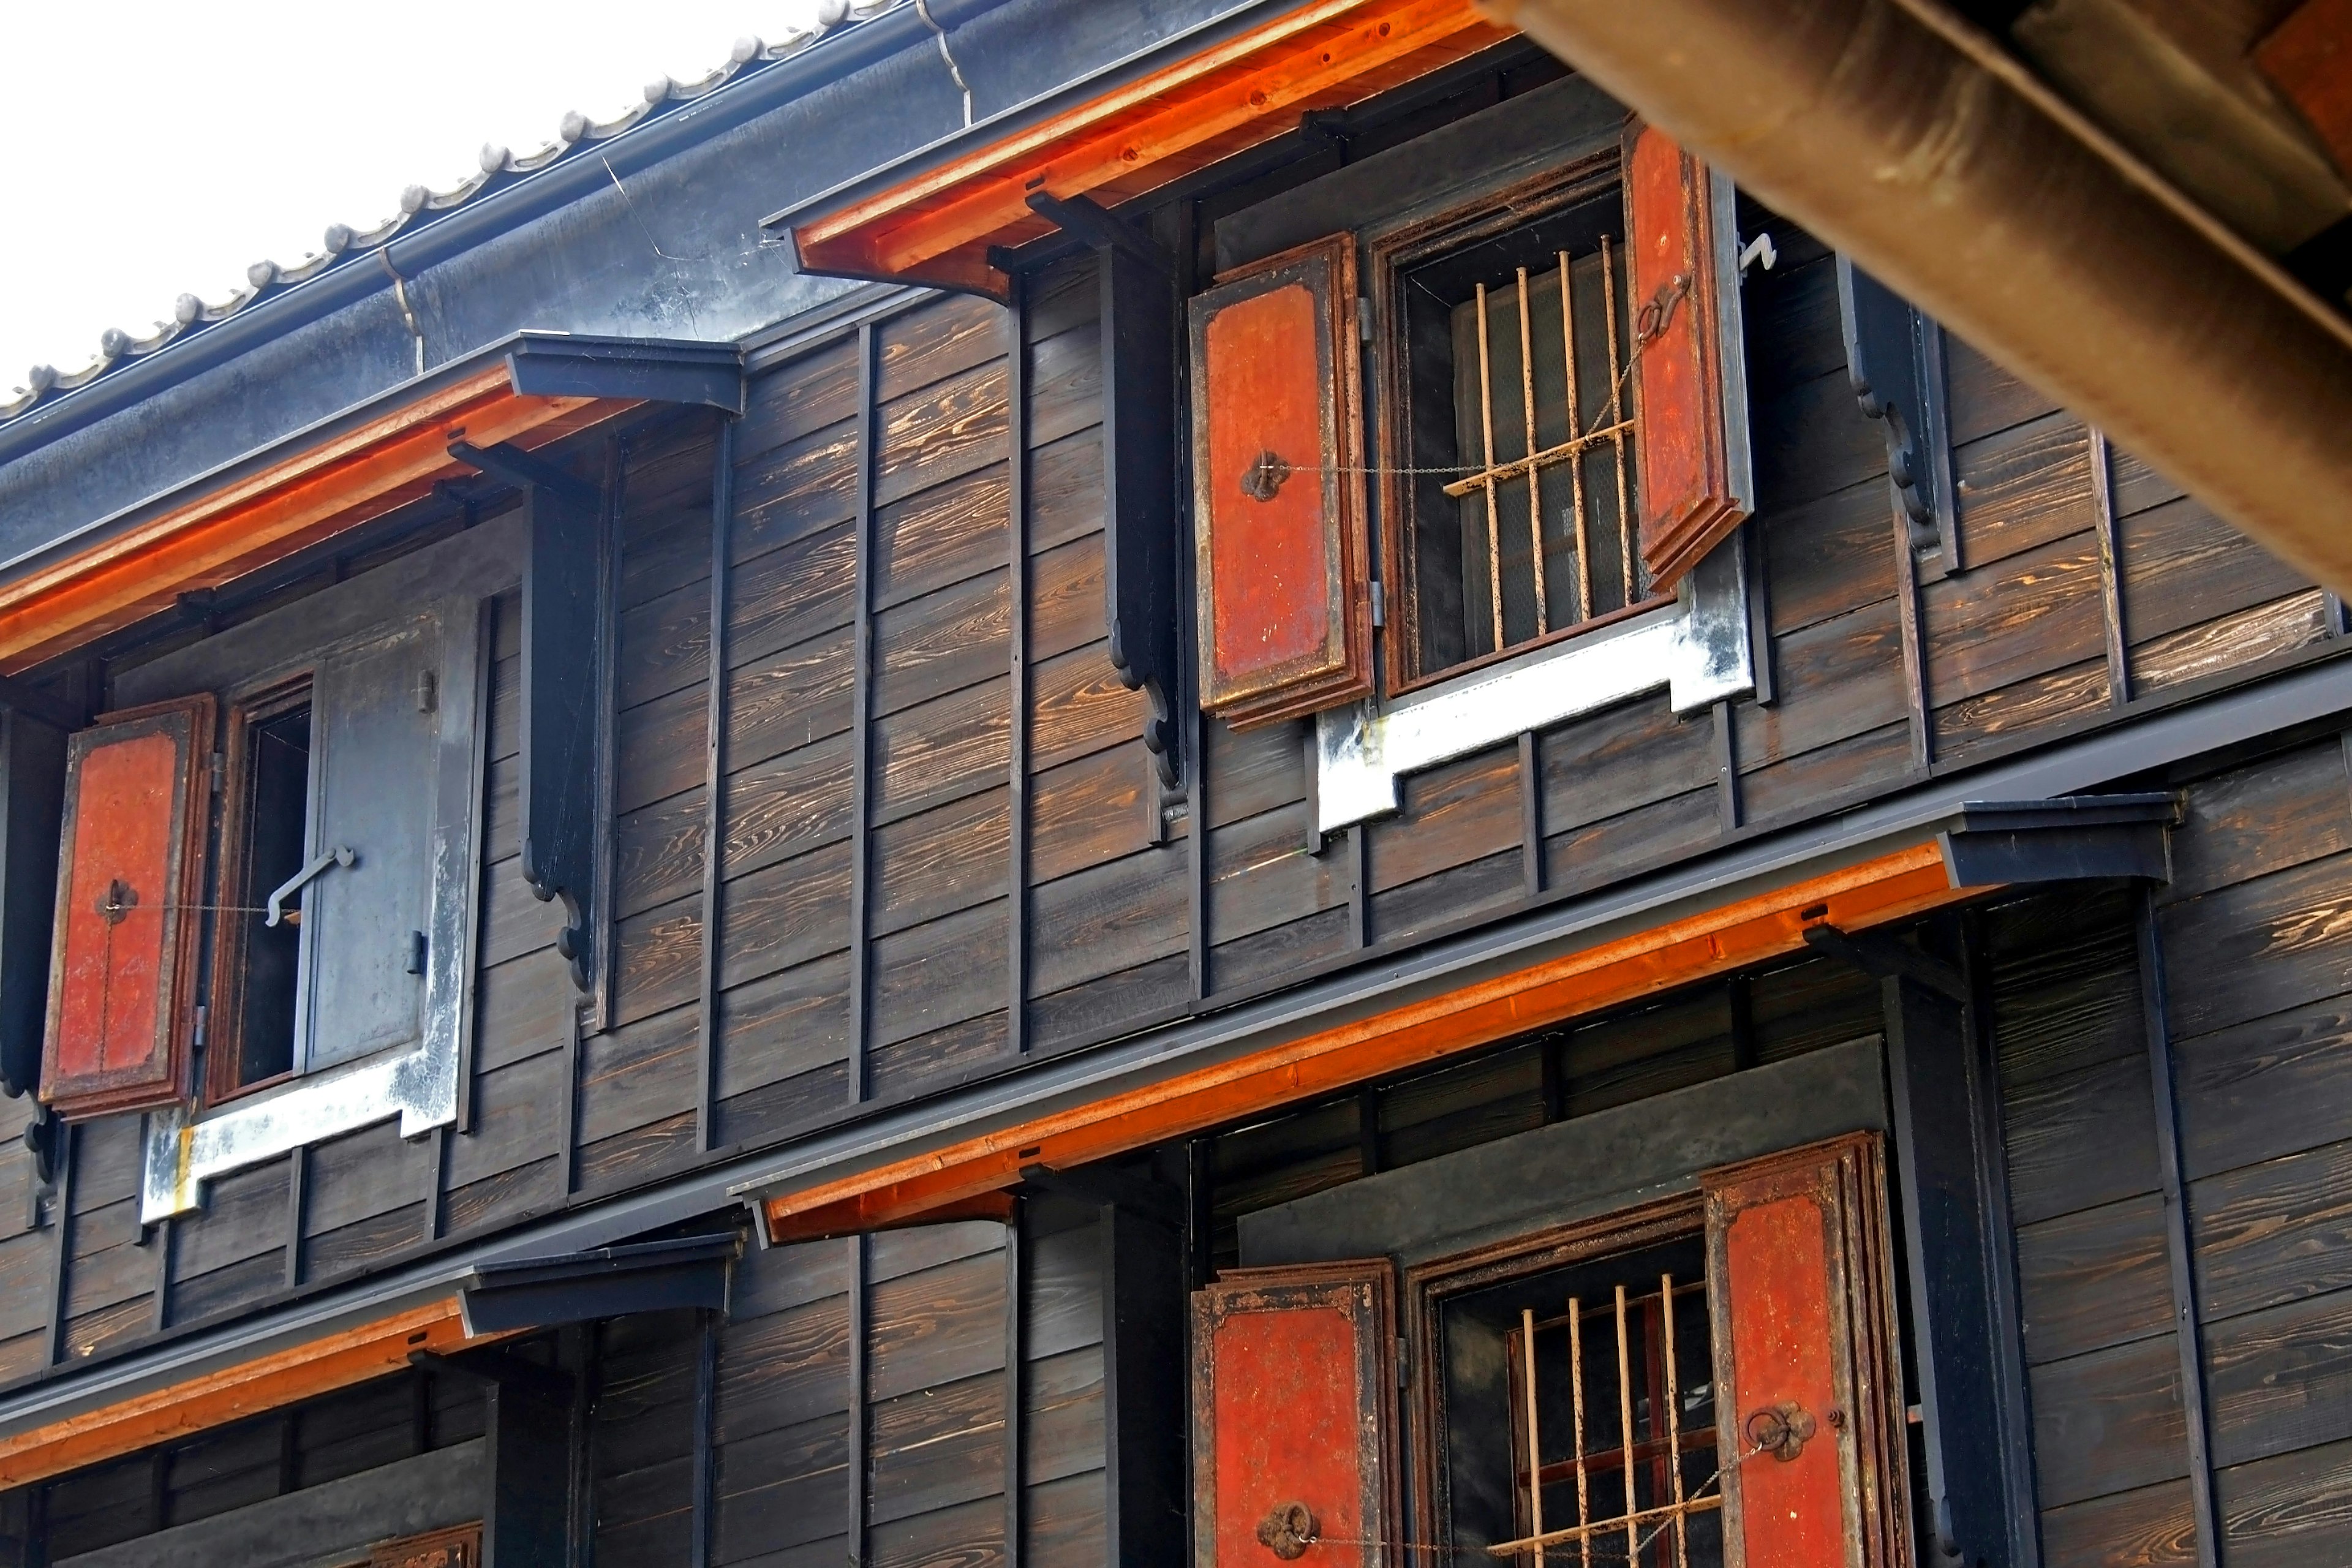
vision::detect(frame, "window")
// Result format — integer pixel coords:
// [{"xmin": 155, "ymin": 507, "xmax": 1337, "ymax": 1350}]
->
[
  {"xmin": 1191, "ymin": 1137, "xmax": 1909, "ymax": 1568},
  {"xmin": 1382, "ymin": 176, "xmax": 1651, "ymax": 684},
  {"xmin": 1188, "ymin": 124, "xmax": 1752, "ymax": 725},
  {"xmin": 211, "ymin": 682, "xmax": 312, "ymax": 1095}
]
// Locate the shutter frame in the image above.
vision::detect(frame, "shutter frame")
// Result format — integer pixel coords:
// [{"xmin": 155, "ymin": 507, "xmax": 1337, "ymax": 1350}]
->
[
  {"xmin": 1705, "ymin": 1132, "xmax": 1910, "ymax": 1568},
  {"xmin": 1626, "ymin": 124, "xmax": 1754, "ymax": 597},
  {"xmin": 1192, "ymin": 1259, "xmax": 1400, "ymax": 1568},
  {"xmin": 41, "ymin": 695, "xmax": 214, "ymax": 1120},
  {"xmin": 1190, "ymin": 233, "xmax": 1373, "ymax": 730}
]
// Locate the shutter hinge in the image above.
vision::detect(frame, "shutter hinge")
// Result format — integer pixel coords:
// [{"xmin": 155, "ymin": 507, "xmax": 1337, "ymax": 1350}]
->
[
  {"xmin": 1397, "ymin": 1334, "xmax": 1409, "ymax": 1389},
  {"xmin": 406, "ymin": 930, "xmax": 428, "ymax": 976},
  {"xmin": 1370, "ymin": 581, "xmax": 1385, "ymax": 628},
  {"xmin": 1359, "ymin": 297, "xmax": 1373, "ymax": 343},
  {"xmin": 415, "ymin": 670, "xmax": 437, "ymax": 714},
  {"xmin": 208, "ymin": 752, "xmax": 224, "ymax": 794}
]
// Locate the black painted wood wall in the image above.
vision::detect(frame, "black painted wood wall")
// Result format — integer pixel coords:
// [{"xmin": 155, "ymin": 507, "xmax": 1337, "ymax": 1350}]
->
[{"xmin": 0, "ymin": 193, "xmax": 2338, "ymax": 1392}]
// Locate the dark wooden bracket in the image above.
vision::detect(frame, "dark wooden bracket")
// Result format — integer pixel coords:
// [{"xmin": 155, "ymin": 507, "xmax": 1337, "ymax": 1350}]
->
[
  {"xmin": 1025, "ymin": 192, "xmax": 1184, "ymax": 788},
  {"xmin": 450, "ymin": 438, "xmax": 603, "ymax": 990},
  {"xmin": 408, "ymin": 1348, "xmax": 577, "ymax": 1406},
  {"xmin": 1803, "ymin": 923, "xmax": 1969, "ymax": 1001},
  {"xmin": 1019, "ymin": 1161, "xmax": 1186, "ymax": 1232},
  {"xmin": 1837, "ymin": 257, "xmax": 1958, "ymax": 573}
]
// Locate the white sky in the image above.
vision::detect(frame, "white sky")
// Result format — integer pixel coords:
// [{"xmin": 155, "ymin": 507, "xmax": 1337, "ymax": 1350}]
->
[{"xmin": 3, "ymin": 2, "xmax": 837, "ymax": 392}]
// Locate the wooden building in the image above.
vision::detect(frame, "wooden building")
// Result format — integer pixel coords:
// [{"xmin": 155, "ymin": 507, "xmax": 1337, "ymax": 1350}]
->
[{"xmin": 0, "ymin": 2, "xmax": 2349, "ymax": 1565}]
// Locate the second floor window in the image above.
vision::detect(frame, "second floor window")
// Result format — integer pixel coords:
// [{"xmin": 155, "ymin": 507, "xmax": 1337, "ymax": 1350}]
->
[{"xmin": 1386, "ymin": 181, "xmax": 1649, "ymax": 684}]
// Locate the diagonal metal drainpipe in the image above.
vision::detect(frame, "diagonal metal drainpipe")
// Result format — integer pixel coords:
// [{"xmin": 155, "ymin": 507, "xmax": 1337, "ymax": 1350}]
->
[{"xmin": 1477, "ymin": 0, "xmax": 2352, "ymax": 597}]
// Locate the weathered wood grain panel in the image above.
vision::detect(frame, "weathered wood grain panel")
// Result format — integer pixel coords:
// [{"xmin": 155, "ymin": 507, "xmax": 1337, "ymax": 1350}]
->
[
  {"xmin": 2215, "ymin": 1434, "xmax": 2352, "ymax": 1568},
  {"xmin": 2029, "ymin": 1333, "xmax": 2188, "ymax": 1510},
  {"xmin": 2206, "ymin": 1286, "xmax": 2352, "ymax": 1469},
  {"xmin": 2160, "ymin": 848, "xmax": 2352, "ymax": 1043}
]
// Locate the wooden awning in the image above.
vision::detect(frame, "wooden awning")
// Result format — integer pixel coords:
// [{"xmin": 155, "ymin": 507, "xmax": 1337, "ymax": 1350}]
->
[
  {"xmin": 0, "ymin": 334, "xmax": 741, "ymax": 677},
  {"xmin": 0, "ymin": 1299, "xmax": 491, "ymax": 1488},
  {"xmin": 753, "ymin": 840, "xmax": 1981, "ymax": 1243},
  {"xmin": 771, "ymin": 0, "xmax": 1510, "ymax": 298}
]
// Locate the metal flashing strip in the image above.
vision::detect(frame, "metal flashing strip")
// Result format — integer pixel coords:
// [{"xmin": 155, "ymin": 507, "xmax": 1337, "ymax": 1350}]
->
[
  {"xmin": 1315, "ymin": 533, "xmax": 1753, "ymax": 833},
  {"xmin": 4, "ymin": 650, "xmax": 2350, "ymax": 1450},
  {"xmin": 458, "ymin": 1233, "xmax": 741, "ymax": 1335}
]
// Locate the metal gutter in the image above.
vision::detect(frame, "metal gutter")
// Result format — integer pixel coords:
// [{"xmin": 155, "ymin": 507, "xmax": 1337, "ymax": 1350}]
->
[
  {"xmin": 3, "ymin": 648, "xmax": 2345, "ymax": 1439},
  {"xmin": 0, "ymin": 2, "xmax": 984, "ymax": 472}
]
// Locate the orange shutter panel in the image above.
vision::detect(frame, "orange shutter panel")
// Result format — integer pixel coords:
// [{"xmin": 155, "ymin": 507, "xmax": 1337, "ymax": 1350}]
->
[
  {"xmin": 1189, "ymin": 233, "xmax": 1372, "ymax": 730},
  {"xmin": 42, "ymin": 695, "xmax": 213, "ymax": 1119},
  {"xmin": 1705, "ymin": 1133, "xmax": 1909, "ymax": 1568},
  {"xmin": 1191, "ymin": 1260, "xmax": 1399, "ymax": 1568},
  {"xmin": 1627, "ymin": 125, "xmax": 1752, "ymax": 597}
]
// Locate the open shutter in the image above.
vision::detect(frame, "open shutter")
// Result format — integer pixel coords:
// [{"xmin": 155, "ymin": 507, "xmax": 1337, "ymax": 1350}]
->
[
  {"xmin": 42, "ymin": 696, "xmax": 213, "ymax": 1118},
  {"xmin": 1626, "ymin": 125, "xmax": 1754, "ymax": 597},
  {"xmin": 1192, "ymin": 1260, "xmax": 1398, "ymax": 1568},
  {"xmin": 1189, "ymin": 233, "xmax": 1372, "ymax": 730},
  {"xmin": 1705, "ymin": 1133, "xmax": 1907, "ymax": 1568},
  {"xmin": 300, "ymin": 612, "xmax": 444, "ymax": 1071}
]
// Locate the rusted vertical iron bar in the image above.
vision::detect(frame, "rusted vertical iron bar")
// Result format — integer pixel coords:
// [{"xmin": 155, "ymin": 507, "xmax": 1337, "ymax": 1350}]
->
[
  {"xmin": 1520, "ymin": 731, "xmax": 1544, "ymax": 899},
  {"xmin": 1521, "ymin": 1306, "xmax": 1545, "ymax": 1557},
  {"xmin": 1561, "ymin": 251, "xmax": 1593, "ymax": 625},
  {"xmin": 1600, "ymin": 236, "xmax": 1634, "ymax": 608},
  {"xmin": 2089, "ymin": 428, "xmax": 2131, "ymax": 706},
  {"xmin": 696, "ymin": 415, "xmax": 736, "ymax": 1153},
  {"xmin": 847, "ymin": 322, "xmax": 880, "ymax": 1104},
  {"xmin": 1892, "ymin": 504, "xmax": 1933, "ymax": 769},
  {"xmin": 1660, "ymin": 1276, "xmax": 1687, "ymax": 1568},
  {"xmin": 1518, "ymin": 268, "xmax": 1548, "ymax": 635},
  {"xmin": 1476, "ymin": 282, "xmax": 1505, "ymax": 652},
  {"xmin": 2136, "ymin": 891, "xmax": 2221, "ymax": 1568},
  {"xmin": 1569, "ymin": 1292, "xmax": 1590, "ymax": 1568},
  {"xmin": 1615, "ymin": 1285, "xmax": 1636, "ymax": 1566},
  {"xmin": 847, "ymin": 1232, "xmax": 870, "ymax": 1568},
  {"xmin": 1006, "ymin": 282, "xmax": 1033, "ymax": 1057},
  {"xmin": 1003, "ymin": 1205, "xmax": 1025, "ymax": 1568}
]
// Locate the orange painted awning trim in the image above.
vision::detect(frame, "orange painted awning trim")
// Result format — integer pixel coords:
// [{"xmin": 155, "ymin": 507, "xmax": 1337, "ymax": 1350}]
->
[
  {"xmin": 786, "ymin": 0, "xmax": 1509, "ymax": 296},
  {"xmin": 761, "ymin": 842, "xmax": 1985, "ymax": 1243},
  {"xmin": 0, "ymin": 375, "xmax": 614, "ymax": 676},
  {"xmin": 0, "ymin": 1297, "xmax": 503, "ymax": 1488}
]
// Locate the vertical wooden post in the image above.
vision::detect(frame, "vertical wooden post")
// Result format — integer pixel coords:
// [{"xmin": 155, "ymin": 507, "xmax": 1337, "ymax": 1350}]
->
[
  {"xmin": 2136, "ymin": 891, "xmax": 2220, "ymax": 1568},
  {"xmin": 2090, "ymin": 429, "xmax": 2132, "ymax": 707},
  {"xmin": 698, "ymin": 416, "xmax": 736, "ymax": 1155},
  {"xmin": 1007, "ymin": 280, "xmax": 1032, "ymax": 1062},
  {"xmin": 848, "ymin": 324, "xmax": 880, "ymax": 1105},
  {"xmin": 1003, "ymin": 1204, "xmax": 1026, "ymax": 1568},
  {"xmin": 1101, "ymin": 1199, "xmax": 1185, "ymax": 1568},
  {"xmin": 484, "ymin": 1378, "xmax": 570, "ymax": 1567},
  {"xmin": 1519, "ymin": 731, "xmax": 1545, "ymax": 899},
  {"xmin": 1710, "ymin": 700, "xmax": 1741, "ymax": 832},
  {"xmin": 590, "ymin": 432, "xmax": 627, "ymax": 1030},
  {"xmin": 691, "ymin": 1308, "xmax": 718, "ymax": 1568},
  {"xmin": 1893, "ymin": 503, "xmax": 1934, "ymax": 770},
  {"xmin": 284, "ymin": 1145, "xmax": 308, "ymax": 1290},
  {"xmin": 846, "ymin": 1232, "xmax": 870, "ymax": 1568},
  {"xmin": 1879, "ymin": 941, "xmax": 2020, "ymax": 1567},
  {"xmin": 42, "ymin": 1120, "xmax": 71, "ymax": 1370}
]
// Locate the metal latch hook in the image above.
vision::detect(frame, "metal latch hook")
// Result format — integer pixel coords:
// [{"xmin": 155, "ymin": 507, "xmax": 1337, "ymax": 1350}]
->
[{"xmin": 266, "ymin": 846, "xmax": 357, "ymax": 927}]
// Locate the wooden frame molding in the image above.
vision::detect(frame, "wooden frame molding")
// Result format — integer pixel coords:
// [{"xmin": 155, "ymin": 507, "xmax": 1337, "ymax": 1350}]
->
[
  {"xmin": 0, "ymin": 1298, "xmax": 501, "ymax": 1488},
  {"xmin": 780, "ymin": 0, "xmax": 1508, "ymax": 296},
  {"xmin": 759, "ymin": 840, "xmax": 1983, "ymax": 1243},
  {"xmin": 0, "ymin": 375, "xmax": 606, "ymax": 675}
]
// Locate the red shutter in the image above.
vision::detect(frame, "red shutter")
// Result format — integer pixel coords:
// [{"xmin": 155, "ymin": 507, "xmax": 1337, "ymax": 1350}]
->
[
  {"xmin": 1704, "ymin": 1133, "xmax": 1908, "ymax": 1568},
  {"xmin": 1189, "ymin": 233, "xmax": 1373, "ymax": 730},
  {"xmin": 42, "ymin": 696, "xmax": 213, "ymax": 1119},
  {"xmin": 1626, "ymin": 124, "xmax": 1752, "ymax": 597},
  {"xmin": 1191, "ymin": 1261, "xmax": 1398, "ymax": 1568}
]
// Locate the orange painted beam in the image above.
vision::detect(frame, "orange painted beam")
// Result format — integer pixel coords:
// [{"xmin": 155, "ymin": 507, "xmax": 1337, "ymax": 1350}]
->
[
  {"xmin": 763, "ymin": 844, "xmax": 1982, "ymax": 1242},
  {"xmin": 0, "ymin": 1298, "xmax": 503, "ymax": 1488},
  {"xmin": 0, "ymin": 378, "xmax": 611, "ymax": 675},
  {"xmin": 793, "ymin": 0, "xmax": 1506, "ymax": 296}
]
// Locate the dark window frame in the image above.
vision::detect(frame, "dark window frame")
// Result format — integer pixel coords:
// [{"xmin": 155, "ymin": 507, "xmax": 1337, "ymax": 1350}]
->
[
  {"xmin": 1371, "ymin": 151, "xmax": 1675, "ymax": 695},
  {"xmin": 204, "ymin": 671, "xmax": 317, "ymax": 1106}
]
